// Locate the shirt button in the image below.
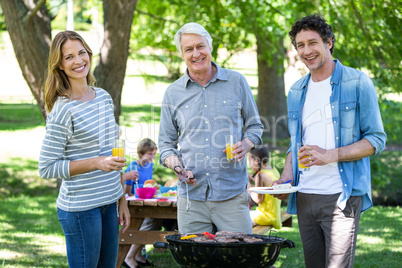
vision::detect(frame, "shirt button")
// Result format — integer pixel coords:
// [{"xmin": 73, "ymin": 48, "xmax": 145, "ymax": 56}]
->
[
  {"xmin": 344, "ymin": 184, "xmax": 347, "ymax": 187},
  {"xmin": 185, "ymin": 105, "xmax": 188, "ymax": 108},
  {"xmin": 206, "ymin": 138, "xmax": 209, "ymax": 141},
  {"xmin": 206, "ymin": 173, "xmax": 209, "ymax": 176},
  {"xmin": 204, "ymin": 105, "xmax": 207, "ymax": 108},
  {"xmin": 205, "ymin": 121, "xmax": 208, "ymax": 124},
  {"xmin": 340, "ymin": 169, "xmax": 343, "ymax": 172},
  {"xmin": 336, "ymin": 137, "xmax": 339, "ymax": 140},
  {"xmin": 332, "ymin": 106, "xmax": 334, "ymax": 109},
  {"xmin": 206, "ymin": 156, "xmax": 209, "ymax": 159},
  {"xmin": 346, "ymin": 107, "xmax": 349, "ymax": 109},
  {"xmin": 203, "ymin": 87, "xmax": 205, "ymax": 91},
  {"xmin": 334, "ymin": 121, "xmax": 337, "ymax": 124},
  {"xmin": 223, "ymin": 101, "xmax": 226, "ymax": 104}
]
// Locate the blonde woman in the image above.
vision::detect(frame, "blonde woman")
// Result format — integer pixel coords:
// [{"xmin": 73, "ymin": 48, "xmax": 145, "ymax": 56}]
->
[{"xmin": 39, "ymin": 31, "xmax": 130, "ymax": 267}]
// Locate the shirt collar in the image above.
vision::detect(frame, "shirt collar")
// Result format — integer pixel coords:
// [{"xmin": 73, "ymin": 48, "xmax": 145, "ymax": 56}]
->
[
  {"xmin": 183, "ymin": 61, "xmax": 228, "ymax": 88},
  {"xmin": 330, "ymin": 59, "xmax": 342, "ymax": 85},
  {"xmin": 300, "ymin": 59, "xmax": 342, "ymax": 90}
]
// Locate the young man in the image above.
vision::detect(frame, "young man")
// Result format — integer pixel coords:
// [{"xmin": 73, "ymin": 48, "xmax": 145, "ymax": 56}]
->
[
  {"xmin": 158, "ymin": 22, "xmax": 263, "ymax": 234},
  {"xmin": 274, "ymin": 15, "xmax": 386, "ymax": 267}
]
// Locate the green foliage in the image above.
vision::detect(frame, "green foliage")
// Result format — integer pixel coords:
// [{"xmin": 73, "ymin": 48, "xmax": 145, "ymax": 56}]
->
[
  {"xmin": 48, "ymin": 0, "xmax": 94, "ymax": 30},
  {"xmin": 371, "ymin": 150, "xmax": 402, "ymax": 206},
  {"xmin": 378, "ymin": 97, "xmax": 402, "ymax": 144},
  {"xmin": 320, "ymin": 0, "xmax": 402, "ymax": 93},
  {"xmin": 0, "ymin": 5, "xmax": 6, "ymax": 31}
]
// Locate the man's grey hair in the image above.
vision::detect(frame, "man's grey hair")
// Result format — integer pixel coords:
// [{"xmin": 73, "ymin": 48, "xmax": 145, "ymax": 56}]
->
[{"xmin": 174, "ymin": 22, "xmax": 213, "ymax": 57}]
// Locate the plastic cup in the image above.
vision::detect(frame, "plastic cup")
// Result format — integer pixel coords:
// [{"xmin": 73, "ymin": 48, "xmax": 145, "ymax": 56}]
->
[
  {"xmin": 112, "ymin": 139, "xmax": 125, "ymax": 158},
  {"xmin": 297, "ymin": 142, "xmax": 310, "ymax": 171},
  {"xmin": 225, "ymin": 134, "xmax": 237, "ymax": 162}
]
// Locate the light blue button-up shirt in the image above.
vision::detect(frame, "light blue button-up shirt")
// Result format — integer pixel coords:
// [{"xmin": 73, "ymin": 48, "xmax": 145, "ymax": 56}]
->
[
  {"xmin": 158, "ymin": 62, "xmax": 263, "ymax": 201},
  {"xmin": 286, "ymin": 60, "xmax": 386, "ymax": 214}
]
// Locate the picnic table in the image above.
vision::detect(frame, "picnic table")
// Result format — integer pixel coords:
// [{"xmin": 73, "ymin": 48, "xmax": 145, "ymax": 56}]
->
[{"xmin": 116, "ymin": 197, "xmax": 177, "ymax": 268}]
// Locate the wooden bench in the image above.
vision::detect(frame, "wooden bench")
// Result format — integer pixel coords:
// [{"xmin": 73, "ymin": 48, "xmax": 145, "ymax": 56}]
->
[{"xmin": 252, "ymin": 211, "xmax": 293, "ymax": 235}]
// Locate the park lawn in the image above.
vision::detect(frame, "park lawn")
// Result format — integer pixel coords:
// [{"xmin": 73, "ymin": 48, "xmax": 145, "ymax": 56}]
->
[
  {"xmin": 0, "ymin": 157, "xmax": 401, "ymax": 267},
  {"xmin": 0, "ymin": 103, "xmax": 400, "ymax": 267},
  {"xmin": 1, "ymin": 195, "xmax": 400, "ymax": 267}
]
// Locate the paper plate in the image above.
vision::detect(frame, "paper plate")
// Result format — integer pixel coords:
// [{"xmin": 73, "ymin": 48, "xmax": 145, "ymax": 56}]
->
[{"xmin": 249, "ymin": 186, "xmax": 299, "ymax": 195}]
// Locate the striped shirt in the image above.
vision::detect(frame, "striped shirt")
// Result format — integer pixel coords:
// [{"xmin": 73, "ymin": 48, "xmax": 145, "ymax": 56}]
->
[{"xmin": 39, "ymin": 87, "xmax": 123, "ymax": 212}]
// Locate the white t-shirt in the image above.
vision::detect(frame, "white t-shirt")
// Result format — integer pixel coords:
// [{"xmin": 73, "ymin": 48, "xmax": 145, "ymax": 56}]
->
[{"xmin": 299, "ymin": 76, "xmax": 343, "ymax": 194}]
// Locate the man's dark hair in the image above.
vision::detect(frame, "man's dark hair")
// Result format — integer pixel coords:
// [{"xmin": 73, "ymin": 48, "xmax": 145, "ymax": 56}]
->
[{"xmin": 289, "ymin": 14, "xmax": 336, "ymax": 54}]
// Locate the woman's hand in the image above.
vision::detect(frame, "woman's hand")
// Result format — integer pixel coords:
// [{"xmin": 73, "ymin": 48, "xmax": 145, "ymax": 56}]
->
[
  {"xmin": 95, "ymin": 156, "xmax": 127, "ymax": 172},
  {"xmin": 118, "ymin": 197, "xmax": 130, "ymax": 233}
]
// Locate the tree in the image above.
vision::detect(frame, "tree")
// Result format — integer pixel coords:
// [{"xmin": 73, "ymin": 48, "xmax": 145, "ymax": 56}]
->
[
  {"xmin": 0, "ymin": 0, "xmax": 51, "ymax": 120},
  {"xmin": 0, "ymin": 0, "xmax": 138, "ymax": 123}
]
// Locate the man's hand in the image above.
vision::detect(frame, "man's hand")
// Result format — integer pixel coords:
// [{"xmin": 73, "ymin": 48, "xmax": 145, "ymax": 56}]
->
[
  {"xmin": 223, "ymin": 137, "xmax": 254, "ymax": 162},
  {"xmin": 299, "ymin": 144, "xmax": 337, "ymax": 167},
  {"xmin": 173, "ymin": 165, "xmax": 197, "ymax": 186},
  {"xmin": 272, "ymin": 178, "xmax": 293, "ymax": 200}
]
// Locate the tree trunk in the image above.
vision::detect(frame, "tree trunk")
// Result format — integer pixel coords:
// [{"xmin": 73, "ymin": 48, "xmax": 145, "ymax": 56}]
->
[
  {"xmin": 256, "ymin": 34, "xmax": 289, "ymax": 142},
  {"xmin": 0, "ymin": 0, "xmax": 51, "ymax": 120},
  {"xmin": 93, "ymin": 0, "xmax": 138, "ymax": 124}
]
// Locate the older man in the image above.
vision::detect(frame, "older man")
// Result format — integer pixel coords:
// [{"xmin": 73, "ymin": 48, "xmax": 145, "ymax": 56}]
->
[{"xmin": 158, "ymin": 22, "xmax": 263, "ymax": 234}]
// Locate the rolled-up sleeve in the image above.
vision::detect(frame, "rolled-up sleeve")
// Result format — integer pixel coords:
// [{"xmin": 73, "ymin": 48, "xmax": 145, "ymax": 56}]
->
[
  {"xmin": 358, "ymin": 73, "xmax": 387, "ymax": 155},
  {"xmin": 240, "ymin": 76, "xmax": 264, "ymax": 146},
  {"xmin": 158, "ymin": 91, "xmax": 182, "ymax": 166},
  {"xmin": 39, "ymin": 120, "xmax": 71, "ymax": 179}
]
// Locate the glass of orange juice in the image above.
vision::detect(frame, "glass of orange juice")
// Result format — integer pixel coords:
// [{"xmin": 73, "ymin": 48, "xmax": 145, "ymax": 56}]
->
[
  {"xmin": 225, "ymin": 134, "xmax": 237, "ymax": 162},
  {"xmin": 297, "ymin": 142, "xmax": 310, "ymax": 171},
  {"xmin": 113, "ymin": 139, "xmax": 125, "ymax": 172}
]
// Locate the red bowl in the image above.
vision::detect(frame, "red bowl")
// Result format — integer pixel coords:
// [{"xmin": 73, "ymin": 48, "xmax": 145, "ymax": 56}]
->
[{"xmin": 135, "ymin": 187, "xmax": 156, "ymax": 199}]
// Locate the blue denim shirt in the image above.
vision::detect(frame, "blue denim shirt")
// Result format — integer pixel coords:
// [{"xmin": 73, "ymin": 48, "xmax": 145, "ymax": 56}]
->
[
  {"xmin": 158, "ymin": 62, "xmax": 263, "ymax": 201},
  {"xmin": 286, "ymin": 60, "xmax": 386, "ymax": 214}
]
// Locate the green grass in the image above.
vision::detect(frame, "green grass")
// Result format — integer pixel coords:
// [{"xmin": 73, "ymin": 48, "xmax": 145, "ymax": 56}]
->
[
  {"xmin": 0, "ymin": 100, "xmax": 401, "ymax": 266},
  {"xmin": 0, "ymin": 103, "xmax": 45, "ymax": 131},
  {"xmin": 0, "ymin": 158, "xmax": 400, "ymax": 267}
]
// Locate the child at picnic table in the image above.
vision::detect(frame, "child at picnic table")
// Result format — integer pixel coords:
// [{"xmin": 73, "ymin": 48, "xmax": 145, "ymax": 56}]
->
[
  {"xmin": 123, "ymin": 138, "xmax": 158, "ymax": 268},
  {"xmin": 247, "ymin": 147, "xmax": 282, "ymax": 230}
]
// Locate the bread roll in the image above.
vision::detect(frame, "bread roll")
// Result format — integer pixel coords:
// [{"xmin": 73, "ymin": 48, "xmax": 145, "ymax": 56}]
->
[{"xmin": 143, "ymin": 179, "xmax": 157, "ymax": 188}]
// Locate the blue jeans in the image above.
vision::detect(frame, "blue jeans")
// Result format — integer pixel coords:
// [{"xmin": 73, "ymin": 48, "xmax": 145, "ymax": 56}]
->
[{"xmin": 57, "ymin": 203, "xmax": 119, "ymax": 268}]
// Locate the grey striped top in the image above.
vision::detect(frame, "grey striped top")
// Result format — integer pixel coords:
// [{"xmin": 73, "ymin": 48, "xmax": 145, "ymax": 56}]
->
[{"xmin": 39, "ymin": 87, "xmax": 123, "ymax": 212}]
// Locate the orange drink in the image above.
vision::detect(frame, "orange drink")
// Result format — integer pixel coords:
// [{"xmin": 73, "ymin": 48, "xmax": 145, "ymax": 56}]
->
[
  {"xmin": 112, "ymin": 147, "xmax": 125, "ymax": 158},
  {"xmin": 113, "ymin": 139, "xmax": 125, "ymax": 162},
  {"xmin": 225, "ymin": 134, "xmax": 237, "ymax": 162},
  {"xmin": 297, "ymin": 142, "xmax": 310, "ymax": 171},
  {"xmin": 226, "ymin": 143, "xmax": 235, "ymax": 161}
]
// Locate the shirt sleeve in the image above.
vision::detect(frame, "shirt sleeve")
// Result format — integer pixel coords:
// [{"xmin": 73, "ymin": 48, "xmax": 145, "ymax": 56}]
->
[
  {"xmin": 239, "ymin": 75, "xmax": 264, "ymax": 146},
  {"xmin": 38, "ymin": 113, "xmax": 72, "ymax": 179},
  {"xmin": 358, "ymin": 73, "xmax": 387, "ymax": 155},
  {"xmin": 158, "ymin": 90, "xmax": 183, "ymax": 166}
]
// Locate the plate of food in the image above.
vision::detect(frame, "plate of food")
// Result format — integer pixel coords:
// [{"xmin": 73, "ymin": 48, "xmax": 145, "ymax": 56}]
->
[{"xmin": 249, "ymin": 183, "xmax": 299, "ymax": 195}]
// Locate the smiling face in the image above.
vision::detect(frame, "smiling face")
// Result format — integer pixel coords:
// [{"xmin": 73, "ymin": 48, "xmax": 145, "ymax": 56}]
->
[
  {"xmin": 295, "ymin": 29, "xmax": 333, "ymax": 74},
  {"xmin": 139, "ymin": 149, "xmax": 157, "ymax": 164},
  {"xmin": 248, "ymin": 154, "xmax": 261, "ymax": 172},
  {"xmin": 59, "ymin": 39, "xmax": 90, "ymax": 82},
  {"xmin": 181, "ymin": 34, "xmax": 213, "ymax": 77}
]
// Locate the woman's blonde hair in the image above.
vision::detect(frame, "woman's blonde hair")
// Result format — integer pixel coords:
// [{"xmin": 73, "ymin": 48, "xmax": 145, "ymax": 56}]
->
[{"xmin": 44, "ymin": 31, "xmax": 96, "ymax": 112}]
